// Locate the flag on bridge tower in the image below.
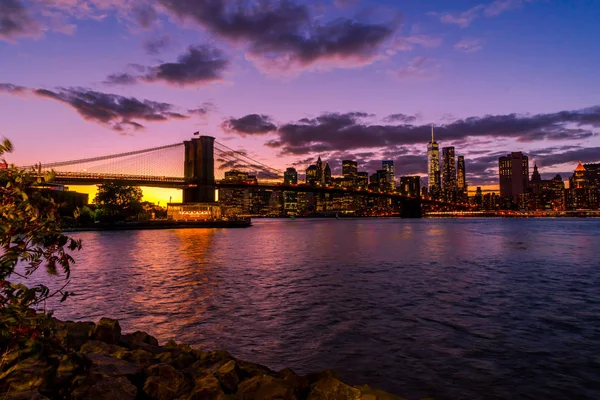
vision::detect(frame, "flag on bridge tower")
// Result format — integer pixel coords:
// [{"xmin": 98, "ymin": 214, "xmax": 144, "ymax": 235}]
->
[{"xmin": 193, "ymin": 131, "xmax": 200, "ymax": 136}]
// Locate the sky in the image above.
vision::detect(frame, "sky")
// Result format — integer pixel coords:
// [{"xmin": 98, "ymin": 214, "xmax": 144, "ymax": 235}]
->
[{"xmin": 1, "ymin": 0, "xmax": 600, "ymax": 203}]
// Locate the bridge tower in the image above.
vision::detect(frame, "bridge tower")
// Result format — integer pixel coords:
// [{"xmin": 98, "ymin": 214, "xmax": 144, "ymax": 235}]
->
[{"xmin": 183, "ymin": 136, "xmax": 215, "ymax": 203}]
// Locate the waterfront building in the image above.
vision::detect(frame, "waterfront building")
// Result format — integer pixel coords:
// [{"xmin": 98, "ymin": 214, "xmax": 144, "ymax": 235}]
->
[
  {"xmin": 499, "ymin": 152, "xmax": 529, "ymax": 205},
  {"xmin": 566, "ymin": 162, "xmax": 599, "ymax": 210},
  {"xmin": 474, "ymin": 187, "xmax": 483, "ymax": 208},
  {"xmin": 528, "ymin": 164, "xmax": 566, "ymax": 211},
  {"xmin": 442, "ymin": 147, "xmax": 457, "ymax": 201},
  {"xmin": 382, "ymin": 160, "xmax": 395, "ymax": 191},
  {"xmin": 167, "ymin": 203, "xmax": 222, "ymax": 221},
  {"xmin": 399, "ymin": 176, "xmax": 421, "ymax": 197},
  {"xmin": 427, "ymin": 125, "xmax": 441, "ymax": 198}
]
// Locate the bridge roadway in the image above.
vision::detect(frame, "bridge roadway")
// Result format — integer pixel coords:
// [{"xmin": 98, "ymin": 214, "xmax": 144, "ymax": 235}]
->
[{"xmin": 52, "ymin": 173, "xmax": 459, "ymax": 207}]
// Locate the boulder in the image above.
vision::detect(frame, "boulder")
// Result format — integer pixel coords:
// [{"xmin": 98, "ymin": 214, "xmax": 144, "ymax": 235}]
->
[
  {"xmin": 54, "ymin": 353, "xmax": 88, "ymax": 389},
  {"xmin": 307, "ymin": 376, "xmax": 362, "ymax": 400},
  {"xmin": 236, "ymin": 374, "xmax": 296, "ymax": 400},
  {"xmin": 214, "ymin": 360, "xmax": 241, "ymax": 393},
  {"xmin": 114, "ymin": 349, "xmax": 157, "ymax": 369},
  {"xmin": 80, "ymin": 340, "xmax": 124, "ymax": 355},
  {"xmin": 71, "ymin": 375, "xmax": 137, "ymax": 400},
  {"xmin": 120, "ymin": 330, "xmax": 159, "ymax": 349},
  {"xmin": 143, "ymin": 363, "xmax": 191, "ymax": 400},
  {"xmin": 190, "ymin": 350, "xmax": 235, "ymax": 377},
  {"xmin": 86, "ymin": 353, "xmax": 141, "ymax": 378},
  {"xmin": 0, "ymin": 357, "xmax": 55, "ymax": 393},
  {"xmin": 182, "ymin": 374, "xmax": 227, "ymax": 400},
  {"xmin": 2, "ymin": 390, "xmax": 49, "ymax": 399},
  {"xmin": 278, "ymin": 368, "xmax": 310, "ymax": 398},
  {"xmin": 355, "ymin": 385, "xmax": 406, "ymax": 400},
  {"xmin": 54, "ymin": 321, "xmax": 95, "ymax": 350},
  {"xmin": 91, "ymin": 318, "xmax": 121, "ymax": 344}
]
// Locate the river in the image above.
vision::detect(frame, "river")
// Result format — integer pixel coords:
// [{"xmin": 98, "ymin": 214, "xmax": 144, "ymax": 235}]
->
[{"xmin": 21, "ymin": 219, "xmax": 600, "ymax": 399}]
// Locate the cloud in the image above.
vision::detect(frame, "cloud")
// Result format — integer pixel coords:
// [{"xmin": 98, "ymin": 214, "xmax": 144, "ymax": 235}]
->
[
  {"xmin": 485, "ymin": 0, "xmax": 534, "ymax": 17},
  {"xmin": 454, "ymin": 38, "xmax": 484, "ymax": 53},
  {"xmin": 144, "ymin": 34, "xmax": 171, "ymax": 55},
  {"xmin": 433, "ymin": 0, "xmax": 534, "ymax": 28},
  {"xmin": 389, "ymin": 34, "xmax": 442, "ymax": 54},
  {"xmin": 383, "ymin": 113, "xmax": 418, "ymax": 123},
  {"xmin": 30, "ymin": 87, "xmax": 188, "ymax": 132},
  {"xmin": 0, "ymin": 82, "xmax": 27, "ymax": 94},
  {"xmin": 157, "ymin": 0, "xmax": 399, "ymax": 73},
  {"xmin": 433, "ymin": 5, "xmax": 484, "ymax": 28},
  {"xmin": 395, "ymin": 56, "xmax": 440, "ymax": 81},
  {"xmin": 0, "ymin": 0, "xmax": 42, "ymax": 42},
  {"xmin": 106, "ymin": 45, "xmax": 228, "ymax": 87},
  {"xmin": 188, "ymin": 102, "xmax": 217, "ymax": 119},
  {"xmin": 260, "ymin": 107, "xmax": 600, "ymax": 157},
  {"xmin": 132, "ymin": 4, "xmax": 157, "ymax": 29},
  {"xmin": 103, "ymin": 73, "xmax": 139, "ymax": 86},
  {"xmin": 222, "ymin": 114, "xmax": 277, "ymax": 136}
]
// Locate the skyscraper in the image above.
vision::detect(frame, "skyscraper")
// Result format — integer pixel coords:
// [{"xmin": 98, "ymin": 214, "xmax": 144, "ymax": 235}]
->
[
  {"xmin": 342, "ymin": 160, "xmax": 358, "ymax": 178},
  {"xmin": 427, "ymin": 124, "xmax": 440, "ymax": 198},
  {"xmin": 316, "ymin": 156, "xmax": 324, "ymax": 184},
  {"xmin": 284, "ymin": 167, "xmax": 298, "ymax": 185},
  {"xmin": 499, "ymin": 152, "xmax": 529, "ymax": 202},
  {"xmin": 382, "ymin": 160, "xmax": 395, "ymax": 191},
  {"xmin": 324, "ymin": 163, "xmax": 332, "ymax": 185},
  {"xmin": 442, "ymin": 147, "xmax": 457, "ymax": 200},
  {"xmin": 457, "ymin": 155, "xmax": 466, "ymax": 192}
]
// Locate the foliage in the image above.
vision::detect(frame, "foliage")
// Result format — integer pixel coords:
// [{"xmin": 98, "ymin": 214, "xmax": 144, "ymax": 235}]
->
[
  {"xmin": 0, "ymin": 138, "xmax": 81, "ymax": 352},
  {"xmin": 94, "ymin": 181, "xmax": 143, "ymax": 222},
  {"xmin": 140, "ymin": 201, "xmax": 167, "ymax": 220}
]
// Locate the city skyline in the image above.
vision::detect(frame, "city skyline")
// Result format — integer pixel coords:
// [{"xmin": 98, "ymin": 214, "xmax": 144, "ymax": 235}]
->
[{"xmin": 1, "ymin": 0, "xmax": 600, "ymax": 203}]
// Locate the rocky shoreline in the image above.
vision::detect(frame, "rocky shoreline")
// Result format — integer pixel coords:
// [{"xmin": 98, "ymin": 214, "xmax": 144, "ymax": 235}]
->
[{"xmin": 1, "ymin": 317, "xmax": 403, "ymax": 399}]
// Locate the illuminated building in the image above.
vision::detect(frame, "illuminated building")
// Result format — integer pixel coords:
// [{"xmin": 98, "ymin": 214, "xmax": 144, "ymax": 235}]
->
[
  {"xmin": 566, "ymin": 161, "xmax": 599, "ymax": 210},
  {"xmin": 382, "ymin": 160, "xmax": 395, "ymax": 191},
  {"xmin": 457, "ymin": 155, "xmax": 467, "ymax": 201},
  {"xmin": 306, "ymin": 165, "xmax": 317, "ymax": 185},
  {"xmin": 324, "ymin": 163, "xmax": 332, "ymax": 185},
  {"xmin": 316, "ymin": 156, "xmax": 324, "ymax": 185},
  {"xmin": 474, "ymin": 187, "xmax": 483, "ymax": 207},
  {"xmin": 427, "ymin": 124, "xmax": 441, "ymax": 198},
  {"xmin": 356, "ymin": 172, "xmax": 369, "ymax": 189},
  {"xmin": 499, "ymin": 152, "xmax": 529, "ymax": 204},
  {"xmin": 442, "ymin": 147, "xmax": 457, "ymax": 201},
  {"xmin": 399, "ymin": 176, "xmax": 420, "ymax": 197},
  {"xmin": 284, "ymin": 167, "xmax": 298, "ymax": 184},
  {"xmin": 528, "ymin": 163, "xmax": 565, "ymax": 210},
  {"xmin": 283, "ymin": 167, "xmax": 298, "ymax": 214},
  {"xmin": 342, "ymin": 160, "xmax": 358, "ymax": 178},
  {"xmin": 167, "ymin": 203, "xmax": 221, "ymax": 221}
]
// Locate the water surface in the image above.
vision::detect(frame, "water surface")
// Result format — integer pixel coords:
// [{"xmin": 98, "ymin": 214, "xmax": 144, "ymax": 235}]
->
[{"xmin": 23, "ymin": 219, "xmax": 600, "ymax": 399}]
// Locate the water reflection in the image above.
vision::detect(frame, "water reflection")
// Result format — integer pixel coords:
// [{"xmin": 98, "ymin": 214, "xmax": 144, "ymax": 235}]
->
[{"xmin": 17, "ymin": 219, "xmax": 600, "ymax": 400}]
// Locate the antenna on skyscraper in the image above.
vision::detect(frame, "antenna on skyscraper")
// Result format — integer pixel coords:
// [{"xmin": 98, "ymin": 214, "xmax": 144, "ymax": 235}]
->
[{"xmin": 431, "ymin": 124, "xmax": 435, "ymax": 143}]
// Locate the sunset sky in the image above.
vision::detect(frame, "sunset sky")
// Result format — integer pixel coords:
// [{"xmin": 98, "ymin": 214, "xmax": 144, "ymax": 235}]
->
[{"xmin": 1, "ymin": 0, "xmax": 600, "ymax": 203}]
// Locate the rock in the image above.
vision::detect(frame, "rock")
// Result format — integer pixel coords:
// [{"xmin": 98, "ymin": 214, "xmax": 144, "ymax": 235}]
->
[
  {"xmin": 0, "ymin": 357, "xmax": 55, "ymax": 393},
  {"xmin": 236, "ymin": 374, "xmax": 296, "ymax": 400},
  {"xmin": 158, "ymin": 350, "xmax": 196, "ymax": 369},
  {"xmin": 214, "ymin": 360, "xmax": 241, "ymax": 393},
  {"xmin": 63, "ymin": 321, "xmax": 95, "ymax": 350},
  {"xmin": 2, "ymin": 391, "xmax": 49, "ymax": 399},
  {"xmin": 143, "ymin": 363, "xmax": 191, "ymax": 400},
  {"xmin": 190, "ymin": 350, "xmax": 235, "ymax": 377},
  {"xmin": 120, "ymin": 330, "xmax": 160, "ymax": 349},
  {"xmin": 307, "ymin": 376, "xmax": 362, "ymax": 400},
  {"xmin": 355, "ymin": 385, "xmax": 406, "ymax": 400},
  {"xmin": 91, "ymin": 318, "xmax": 121, "ymax": 344},
  {"xmin": 164, "ymin": 339, "xmax": 178, "ymax": 349},
  {"xmin": 278, "ymin": 368, "xmax": 310, "ymax": 398},
  {"xmin": 115, "ymin": 348, "xmax": 157, "ymax": 369},
  {"xmin": 236, "ymin": 359, "xmax": 274, "ymax": 380},
  {"xmin": 80, "ymin": 340, "xmax": 124, "ymax": 355},
  {"xmin": 71, "ymin": 375, "xmax": 137, "ymax": 400},
  {"xmin": 54, "ymin": 353, "xmax": 88, "ymax": 389},
  {"xmin": 182, "ymin": 374, "xmax": 227, "ymax": 400},
  {"xmin": 86, "ymin": 353, "xmax": 141, "ymax": 377}
]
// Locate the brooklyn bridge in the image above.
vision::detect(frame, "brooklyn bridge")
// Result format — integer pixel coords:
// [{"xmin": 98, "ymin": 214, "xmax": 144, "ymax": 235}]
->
[{"xmin": 21, "ymin": 135, "xmax": 470, "ymax": 218}]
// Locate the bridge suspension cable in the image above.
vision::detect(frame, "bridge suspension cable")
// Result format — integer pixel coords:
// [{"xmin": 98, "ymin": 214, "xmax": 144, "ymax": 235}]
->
[{"xmin": 214, "ymin": 141, "xmax": 283, "ymax": 179}]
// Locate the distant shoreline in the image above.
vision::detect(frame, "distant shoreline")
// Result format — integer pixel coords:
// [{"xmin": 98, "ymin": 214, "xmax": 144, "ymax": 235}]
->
[{"xmin": 63, "ymin": 219, "xmax": 252, "ymax": 232}]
